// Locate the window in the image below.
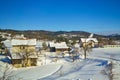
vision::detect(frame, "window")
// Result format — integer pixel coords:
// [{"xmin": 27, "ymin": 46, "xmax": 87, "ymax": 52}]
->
[{"xmin": 20, "ymin": 46, "xmax": 25, "ymax": 49}]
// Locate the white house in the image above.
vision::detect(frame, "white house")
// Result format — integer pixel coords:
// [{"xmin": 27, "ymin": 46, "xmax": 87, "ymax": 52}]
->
[
  {"xmin": 11, "ymin": 39, "xmax": 37, "ymax": 67},
  {"xmin": 13, "ymin": 34, "xmax": 26, "ymax": 39},
  {"xmin": 80, "ymin": 34, "xmax": 98, "ymax": 47}
]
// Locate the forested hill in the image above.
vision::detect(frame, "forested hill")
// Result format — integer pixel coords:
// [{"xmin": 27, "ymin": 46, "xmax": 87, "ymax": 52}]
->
[{"xmin": 0, "ymin": 29, "xmax": 105, "ymax": 40}]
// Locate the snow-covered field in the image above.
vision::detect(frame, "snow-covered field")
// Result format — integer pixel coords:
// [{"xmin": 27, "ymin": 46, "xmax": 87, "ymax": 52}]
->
[
  {"xmin": 42, "ymin": 48, "xmax": 120, "ymax": 80},
  {"xmin": 0, "ymin": 48, "xmax": 120, "ymax": 80}
]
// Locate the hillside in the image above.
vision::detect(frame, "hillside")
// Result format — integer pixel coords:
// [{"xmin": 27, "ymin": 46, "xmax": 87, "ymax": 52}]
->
[{"xmin": 0, "ymin": 29, "xmax": 105, "ymax": 40}]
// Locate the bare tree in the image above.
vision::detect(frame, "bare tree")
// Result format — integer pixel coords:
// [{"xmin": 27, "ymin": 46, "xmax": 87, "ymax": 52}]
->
[
  {"xmin": 81, "ymin": 42, "xmax": 92, "ymax": 59},
  {"xmin": 42, "ymin": 42, "xmax": 47, "ymax": 50},
  {"xmin": 36, "ymin": 48, "xmax": 41, "ymax": 57},
  {"xmin": 0, "ymin": 62, "xmax": 23, "ymax": 80},
  {"xmin": 0, "ymin": 63, "xmax": 13, "ymax": 80},
  {"xmin": 19, "ymin": 48, "xmax": 36, "ymax": 67},
  {"xmin": 13, "ymin": 46, "xmax": 37, "ymax": 67},
  {"xmin": 69, "ymin": 48, "xmax": 79, "ymax": 62}
]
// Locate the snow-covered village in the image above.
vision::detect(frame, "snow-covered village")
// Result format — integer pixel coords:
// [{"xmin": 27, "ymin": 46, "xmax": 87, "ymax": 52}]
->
[
  {"xmin": 0, "ymin": 0, "xmax": 120, "ymax": 80},
  {"xmin": 0, "ymin": 31, "xmax": 120, "ymax": 80}
]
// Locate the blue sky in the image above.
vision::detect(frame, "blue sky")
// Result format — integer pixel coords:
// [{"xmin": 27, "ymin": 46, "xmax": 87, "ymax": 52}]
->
[{"xmin": 0, "ymin": 0, "xmax": 120, "ymax": 33}]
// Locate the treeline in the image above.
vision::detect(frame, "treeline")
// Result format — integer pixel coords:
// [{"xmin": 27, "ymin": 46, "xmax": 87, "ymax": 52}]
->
[{"xmin": 0, "ymin": 29, "xmax": 120, "ymax": 44}]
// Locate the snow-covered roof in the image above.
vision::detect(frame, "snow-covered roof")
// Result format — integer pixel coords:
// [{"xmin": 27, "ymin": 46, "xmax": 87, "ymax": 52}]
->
[
  {"xmin": 36, "ymin": 41, "xmax": 43, "ymax": 48},
  {"xmin": 49, "ymin": 42, "xmax": 68, "ymax": 49},
  {"xmin": 11, "ymin": 39, "xmax": 36, "ymax": 46},
  {"xmin": 55, "ymin": 42, "xmax": 68, "ymax": 49},
  {"xmin": 49, "ymin": 42, "xmax": 55, "ymax": 47},
  {"xmin": 2, "ymin": 40, "xmax": 12, "ymax": 48},
  {"xmin": 11, "ymin": 53, "xmax": 23, "ymax": 59},
  {"xmin": 81, "ymin": 38, "xmax": 98, "ymax": 43}
]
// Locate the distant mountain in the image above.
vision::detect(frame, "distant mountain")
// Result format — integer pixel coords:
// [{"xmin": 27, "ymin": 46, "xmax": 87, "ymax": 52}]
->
[
  {"xmin": 108, "ymin": 34, "xmax": 120, "ymax": 36},
  {"xmin": 96, "ymin": 31, "xmax": 120, "ymax": 36},
  {"xmin": 105, "ymin": 34, "xmax": 120, "ymax": 40}
]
